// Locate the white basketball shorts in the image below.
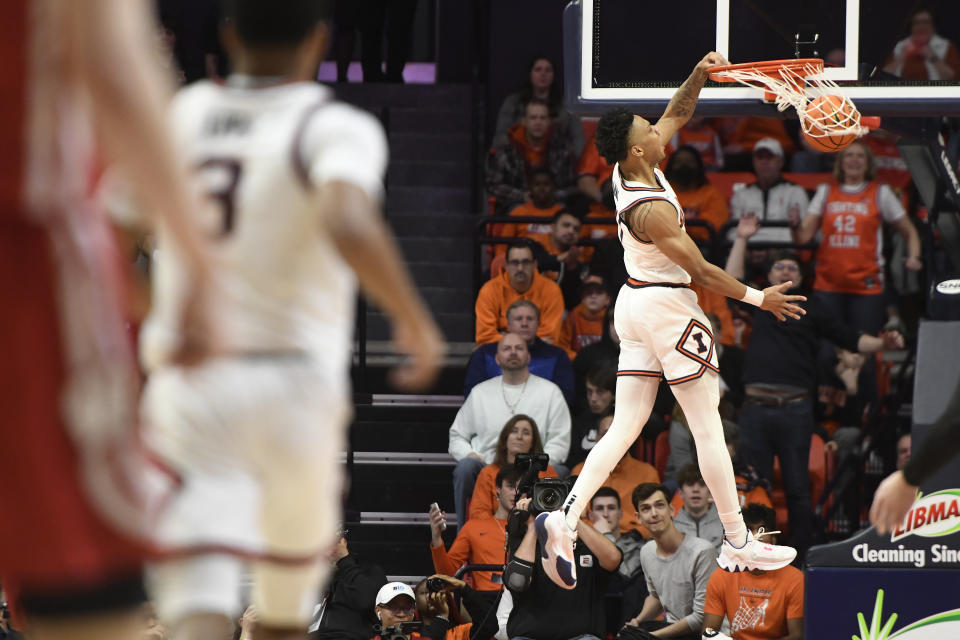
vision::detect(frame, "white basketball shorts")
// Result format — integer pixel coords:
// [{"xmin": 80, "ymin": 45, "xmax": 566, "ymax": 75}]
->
[
  {"xmin": 141, "ymin": 355, "xmax": 351, "ymax": 626},
  {"xmin": 614, "ymin": 280, "xmax": 719, "ymax": 385}
]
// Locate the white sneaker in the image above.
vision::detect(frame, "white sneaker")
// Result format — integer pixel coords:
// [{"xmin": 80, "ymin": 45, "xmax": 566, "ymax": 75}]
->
[
  {"xmin": 702, "ymin": 628, "xmax": 732, "ymax": 640},
  {"xmin": 534, "ymin": 511, "xmax": 578, "ymax": 589},
  {"xmin": 717, "ymin": 527, "xmax": 796, "ymax": 572}
]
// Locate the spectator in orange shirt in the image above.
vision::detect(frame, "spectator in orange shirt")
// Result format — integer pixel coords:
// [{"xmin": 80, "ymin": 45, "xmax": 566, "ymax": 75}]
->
[
  {"xmin": 429, "ymin": 465, "xmax": 518, "ymax": 591},
  {"xmin": 702, "ymin": 504, "xmax": 804, "ymax": 640},
  {"xmin": 495, "ymin": 169, "xmax": 563, "ymax": 256},
  {"xmin": 664, "ymin": 146, "xmax": 729, "ymax": 243},
  {"xmin": 475, "ymin": 243, "xmax": 564, "ymax": 345},
  {"xmin": 469, "ymin": 415, "xmax": 558, "ymax": 521},
  {"xmin": 573, "ymin": 413, "xmax": 660, "ymax": 536},
  {"xmin": 668, "ymin": 117, "xmax": 724, "ymax": 170},
  {"xmin": 576, "ymin": 132, "xmax": 615, "ymax": 204},
  {"xmin": 559, "ymin": 280, "xmax": 612, "ymax": 360}
]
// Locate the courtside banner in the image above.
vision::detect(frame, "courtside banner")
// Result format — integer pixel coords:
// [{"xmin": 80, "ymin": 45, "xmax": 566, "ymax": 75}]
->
[
  {"xmin": 806, "ymin": 488, "xmax": 960, "ymax": 569},
  {"xmin": 805, "ymin": 573, "xmax": 960, "ymax": 639}
]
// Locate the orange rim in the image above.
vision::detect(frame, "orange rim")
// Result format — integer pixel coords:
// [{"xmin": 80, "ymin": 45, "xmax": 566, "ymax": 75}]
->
[{"xmin": 708, "ymin": 58, "xmax": 824, "ymax": 82}]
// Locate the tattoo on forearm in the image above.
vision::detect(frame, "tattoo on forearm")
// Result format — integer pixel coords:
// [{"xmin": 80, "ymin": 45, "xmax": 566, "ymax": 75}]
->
[{"xmin": 664, "ymin": 70, "xmax": 707, "ymax": 120}]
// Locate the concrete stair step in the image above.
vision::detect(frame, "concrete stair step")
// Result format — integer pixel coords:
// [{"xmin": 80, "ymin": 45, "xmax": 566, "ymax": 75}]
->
[
  {"xmin": 389, "ymin": 133, "xmax": 471, "ymax": 162},
  {"xmin": 389, "ymin": 160, "xmax": 472, "ymax": 188},
  {"xmin": 386, "ymin": 186, "xmax": 472, "ymax": 213}
]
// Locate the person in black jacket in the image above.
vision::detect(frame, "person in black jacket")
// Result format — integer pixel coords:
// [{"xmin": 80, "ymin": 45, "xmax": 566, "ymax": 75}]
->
[
  {"xmin": 725, "ymin": 218, "xmax": 903, "ymax": 554},
  {"xmin": 310, "ymin": 530, "xmax": 388, "ymax": 640}
]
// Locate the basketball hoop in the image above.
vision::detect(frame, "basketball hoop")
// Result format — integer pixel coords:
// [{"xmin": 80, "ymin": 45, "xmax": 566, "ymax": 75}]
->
[{"xmin": 708, "ymin": 58, "xmax": 881, "ymax": 144}]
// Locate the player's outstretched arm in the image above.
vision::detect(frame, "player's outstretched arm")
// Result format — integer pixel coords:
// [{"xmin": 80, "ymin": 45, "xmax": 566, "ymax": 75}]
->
[
  {"xmin": 321, "ymin": 181, "xmax": 444, "ymax": 392},
  {"xmin": 657, "ymin": 51, "xmax": 729, "ymax": 146},
  {"xmin": 634, "ymin": 201, "xmax": 806, "ymax": 321}
]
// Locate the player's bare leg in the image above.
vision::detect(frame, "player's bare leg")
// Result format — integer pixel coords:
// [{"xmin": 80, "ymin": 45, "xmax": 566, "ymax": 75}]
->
[
  {"xmin": 538, "ymin": 375, "xmax": 659, "ymax": 589},
  {"xmin": 672, "ymin": 372, "xmax": 796, "ymax": 571}
]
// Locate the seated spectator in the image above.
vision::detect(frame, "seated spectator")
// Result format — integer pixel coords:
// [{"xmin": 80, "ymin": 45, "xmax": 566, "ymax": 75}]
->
[
  {"xmin": 664, "ymin": 146, "xmax": 729, "ymax": 243},
  {"xmin": 475, "ymin": 243, "xmax": 565, "ymax": 345},
  {"xmin": 493, "ymin": 56, "xmax": 585, "ymax": 156},
  {"xmin": 449, "ymin": 332, "xmax": 571, "ymax": 528},
  {"xmin": 572, "ymin": 305, "xmax": 619, "ymax": 407},
  {"xmin": 794, "ymin": 140, "xmax": 920, "ymax": 402},
  {"xmin": 725, "ymin": 231, "xmax": 904, "ymax": 555},
  {"xmin": 503, "ymin": 496, "xmax": 621, "ymax": 640},
  {"xmin": 372, "ymin": 583, "xmax": 420, "ymax": 640},
  {"xmin": 310, "ymin": 527, "xmax": 388, "ymax": 640},
  {"xmin": 486, "ymin": 98, "xmax": 577, "ymax": 216},
  {"xmin": 624, "ymin": 483, "xmax": 716, "ymax": 640},
  {"xmin": 559, "ymin": 280, "xmax": 612, "ymax": 360},
  {"xmin": 413, "ymin": 574, "xmax": 499, "ymax": 640},
  {"xmin": 430, "ymin": 465, "xmax": 518, "ymax": 591},
  {"xmin": 527, "ymin": 209, "xmax": 593, "ymax": 306},
  {"xmin": 672, "ymin": 464, "xmax": 724, "ymax": 550},
  {"xmin": 668, "ymin": 117, "xmax": 724, "ymax": 171},
  {"xmin": 715, "ymin": 117, "xmax": 796, "ymax": 172},
  {"xmin": 883, "ymin": 8, "xmax": 960, "ymax": 81},
  {"xmin": 725, "ymin": 420, "xmax": 773, "ymax": 510},
  {"xmin": 573, "ymin": 414, "xmax": 660, "ymax": 536},
  {"xmin": 587, "ymin": 487, "xmax": 648, "ymax": 627},
  {"xmin": 567, "ymin": 367, "xmax": 616, "ymax": 469},
  {"xmin": 494, "ymin": 168, "xmax": 563, "ymax": 256},
  {"xmin": 702, "ymin": 504, "xmax": 804, "ymax": 640},
  {"xmin": 469, "ymin": 415, "xmax": 558, "ymax": 521},
  {"xmin": 577, "ymin": 130, "xmax": 615, "ymax": 205},
  {"xmin": 896, "ymin": 431, "xmax": 911, "ymax": 470},
  {"xmin": 465, "ymin": 299, "xmax": 574, "ymax": 404},
  {"xmin": 729, "ymin": 138, "xmax": 810, "ymax": 245}
]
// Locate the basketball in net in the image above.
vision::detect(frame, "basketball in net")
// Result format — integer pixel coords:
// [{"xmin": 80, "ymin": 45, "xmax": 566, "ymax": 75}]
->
[
  {"xmin": 708, "ymin": 59, "xmax": 880, "ymax": 152},
  {"xmin": 802, "ymin": 95, "xmax": 860, "ymax": 152}
]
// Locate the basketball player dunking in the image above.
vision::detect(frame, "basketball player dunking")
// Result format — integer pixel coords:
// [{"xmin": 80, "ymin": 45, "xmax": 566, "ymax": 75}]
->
[
  {"xmin": 131, "ymin": 3, "xmax": 444, "ymax": 640},
  {"xmin": 537, "ymin": 52, "xmax": 805, "ymax": 590}
]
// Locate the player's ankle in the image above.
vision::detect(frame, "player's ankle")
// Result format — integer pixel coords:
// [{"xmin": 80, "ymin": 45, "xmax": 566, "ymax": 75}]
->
[{"xmin": 724, "ymin": 527, "xmax": 748, "ymax": 548}]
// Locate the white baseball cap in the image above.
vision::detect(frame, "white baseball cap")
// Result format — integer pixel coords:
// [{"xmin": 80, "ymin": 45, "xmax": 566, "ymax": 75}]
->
[
  {"xmin": 375, "ymin": 582, "xmax": 416, "ymax": 607},
  {"xmin": 753, "ymin": 137, "xmax": 784, "ymax": 157}
]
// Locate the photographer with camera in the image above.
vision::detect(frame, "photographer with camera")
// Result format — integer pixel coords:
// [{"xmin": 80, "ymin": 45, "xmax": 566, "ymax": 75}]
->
[
  {"xmin": 372, "ymin": 583, "xmax": 423, "ymax": 640},
  {"xmin": 501, "ymin": 495, "xmax": 621, "ymax": 640},
  {"xmin": 430, "ymin": 466, "xmax": 518, "ymax": 592},
  {"xmin": 414, "ymin": 574, "xmax": 500, "ymax": 640}
]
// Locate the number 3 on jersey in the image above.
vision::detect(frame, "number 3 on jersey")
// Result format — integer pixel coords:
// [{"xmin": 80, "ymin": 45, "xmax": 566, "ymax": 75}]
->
[{"xmin": 197, "ymin": 158, "xmax": 243, "ymax": 237}]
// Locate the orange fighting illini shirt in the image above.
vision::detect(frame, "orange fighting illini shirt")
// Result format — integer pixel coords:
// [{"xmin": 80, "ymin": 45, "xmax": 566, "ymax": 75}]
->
[{"xmin": 814, "ymin": 182, "xmax": 885, "ymax": 295}]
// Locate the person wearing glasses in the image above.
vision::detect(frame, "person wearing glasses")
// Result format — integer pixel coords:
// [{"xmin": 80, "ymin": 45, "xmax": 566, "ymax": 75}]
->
[
  {"xmin": 372, "ymin": 583, "xmax": 420, "ymax": 640},
  {"xmin": 475, "ymin": 242, "xmax": 564, "ymax": 346},
  {"xmin": 725, "ymin": 218, "xmax": 904, "ymax": 556}
]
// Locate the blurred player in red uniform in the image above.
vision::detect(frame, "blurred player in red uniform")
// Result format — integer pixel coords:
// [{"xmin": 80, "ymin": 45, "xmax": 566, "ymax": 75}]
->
[{"xmin": 0, "ymin": 1, "xmax": 212, "ymax": 638}]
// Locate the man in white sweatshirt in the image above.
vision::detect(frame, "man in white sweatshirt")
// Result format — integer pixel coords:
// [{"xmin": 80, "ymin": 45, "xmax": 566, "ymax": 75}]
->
[{"xmin": 449, "ymin": 332, "xmax": 571, "ymax": 528}]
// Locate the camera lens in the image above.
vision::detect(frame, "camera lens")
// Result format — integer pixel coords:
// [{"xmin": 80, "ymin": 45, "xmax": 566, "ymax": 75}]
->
[
  {"xmin": 539, "ymin": 488, "xmax": 562, "ymax": 510},
  {"xmin": 426, "ymin": 577, "xmax": 446, "ymax": 592}
]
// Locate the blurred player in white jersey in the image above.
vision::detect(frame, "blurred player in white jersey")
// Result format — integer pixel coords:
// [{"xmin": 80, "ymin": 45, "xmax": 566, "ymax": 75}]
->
[
  {"xmin": 132, "ymin": 2, "xmax": 444, "ymax": 640},
  {"xmin": 536, "ymin": 53, "xmax": 805, "ymax": 598}
]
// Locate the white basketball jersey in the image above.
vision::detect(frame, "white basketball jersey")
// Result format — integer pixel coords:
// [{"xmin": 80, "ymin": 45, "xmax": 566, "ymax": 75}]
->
[
  {"xmin": 611, "ymin": 164, "xmax": 691, "ymax": 284},
  {"xmin": 141, "ymin": 80, "xmax": 387, "ymax": 389}
]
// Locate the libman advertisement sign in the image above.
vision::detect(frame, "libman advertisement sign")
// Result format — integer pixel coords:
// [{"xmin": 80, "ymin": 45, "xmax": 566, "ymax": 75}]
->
[
  {"xmin": 806, "ymin": 488, "xmax": 960, "ymax": 639},
  {"xmin": 851, "ymin": 489, "xmax": 960, "ymax": 568}
]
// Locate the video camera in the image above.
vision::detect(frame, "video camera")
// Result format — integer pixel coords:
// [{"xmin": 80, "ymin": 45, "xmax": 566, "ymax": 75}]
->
[
  {"xmin": 380, "ymin": 621, "xmax": 423, "ymax": 640},
  {"xmin": 514, "ymin": 453, "xmax": 573, "ymax": 516}
]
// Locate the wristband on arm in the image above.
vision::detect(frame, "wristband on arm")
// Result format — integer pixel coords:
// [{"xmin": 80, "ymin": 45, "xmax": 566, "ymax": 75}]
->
[{"xmin": 740, "ymin": 286, "xmax": 764, "ymax": 307}]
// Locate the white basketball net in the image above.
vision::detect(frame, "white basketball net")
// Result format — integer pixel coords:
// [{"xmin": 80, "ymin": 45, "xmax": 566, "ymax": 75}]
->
[{"xmin": 711, "ymin": 61, "xmax": 866, "ymax": 139}]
